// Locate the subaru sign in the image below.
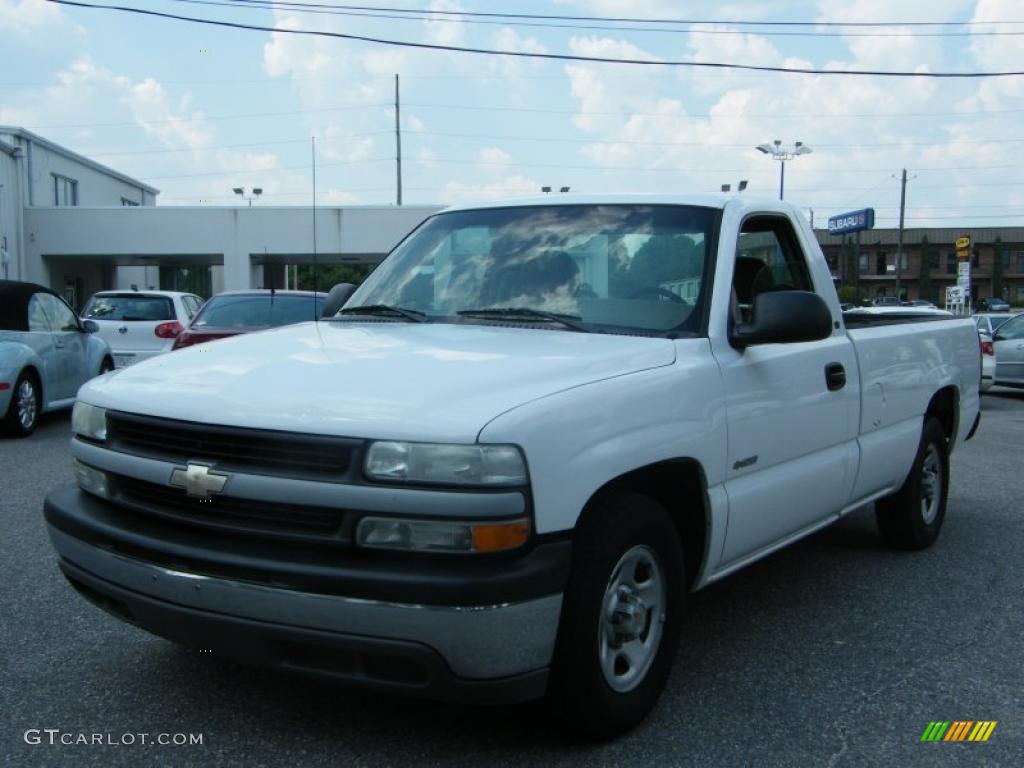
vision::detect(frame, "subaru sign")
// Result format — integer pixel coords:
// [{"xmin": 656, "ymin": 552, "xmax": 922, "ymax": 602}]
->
[{"xmin": 827, "ymin": 208, "xmax": 875, "ymax": 235}]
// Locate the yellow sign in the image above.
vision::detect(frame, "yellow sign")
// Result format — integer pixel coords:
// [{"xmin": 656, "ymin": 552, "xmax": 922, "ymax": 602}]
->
[
  {"xmin": 957, "ymin": 249, "xmax": 970, "ymax": 260},
  {"xmin": 956, "ymin": 236, "xmax": 971, "ymax": 249}
]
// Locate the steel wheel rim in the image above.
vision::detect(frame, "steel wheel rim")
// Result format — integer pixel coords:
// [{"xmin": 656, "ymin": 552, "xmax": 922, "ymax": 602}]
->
[
  {"xmin": 598, "ymin": 544, "xmax": 666, "ymax": 693},
  {"xmin": 920, "ymin": 444, "xmax": 942, "ymax": 524},
  {"xmin": 16, "ymin": 380, "xmax": 37, "ymax": 430}
]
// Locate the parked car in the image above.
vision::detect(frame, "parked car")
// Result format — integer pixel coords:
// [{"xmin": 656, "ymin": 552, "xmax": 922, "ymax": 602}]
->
[
  {"xmin": 973, "ymin": 312, "xmax": 1016, "ymax": 338},
  {"xmin": 46, "ymin": 196, "xmax": 981, "ymax": 738},
  {"xmin": 992, "ymin": 312, "xmax": 1024, "ymax": 387},
  {"xmin": 172, "ymin": 290, "xmax": 325, "ymax": 349},
  {"xmin": 903, "ymin": 299, "xmax": 937, "ymax": 308},
  {"xmin": 0, "ymin": 280, "xmax": 113, "ymax": 436},
  {"xmin": 872, "ymin": 295, "xmax": 901, "ymax": 306},
  {"xmin": 81, "ymin": 290, "xmax": 204, "ymax": 368},
  {"xmin": 979, "ymin": 331, "xmax": 995, "ymax": 392},
  {"xmin": 975, "ymin": 297, "xmax": 1011, "ymax": 312}
]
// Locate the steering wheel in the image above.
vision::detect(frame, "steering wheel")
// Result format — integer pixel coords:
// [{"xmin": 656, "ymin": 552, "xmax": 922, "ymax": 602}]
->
[{"xmin": 630, "ymin": 286, "xmax": 687, "ymax": 304}]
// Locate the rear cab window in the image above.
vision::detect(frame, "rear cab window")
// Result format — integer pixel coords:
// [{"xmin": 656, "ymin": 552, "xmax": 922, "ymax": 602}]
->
[
  {"xmin": 83, "ymin": 294, "xmax": 174, "ymax": 321},
  {"xmin": 192, "ymin": 295, "xmax": 322, "ymax": 329}
]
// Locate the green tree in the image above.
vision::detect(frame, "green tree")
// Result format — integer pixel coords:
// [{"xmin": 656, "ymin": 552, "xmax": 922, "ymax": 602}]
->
[
  {"xmin": 837, "ymin": 285, "xmax": 859, "ymax": 305},
  {"xmin": 296, "ymin": 263, "xmax": 376, "ymax": 292},
  {"xmin": 992, "ymin": 236, "xmax": 1005, "ymax": 299}
]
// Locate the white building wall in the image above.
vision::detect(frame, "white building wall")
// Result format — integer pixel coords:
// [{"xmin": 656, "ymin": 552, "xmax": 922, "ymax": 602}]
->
[
  {"xmin": 0, "ymin": 148, "xmax": 23, "ymax": 281},
  {"xmin": 26, "ymin": 141, "xmax": 150, "ymax": 207},
  {"xmin": 25, "ymin": 205, "xmax": 440, "ymax": 292}
]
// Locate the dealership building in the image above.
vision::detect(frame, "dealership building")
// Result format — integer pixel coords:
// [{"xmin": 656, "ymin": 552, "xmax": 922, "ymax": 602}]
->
[{"xmin": 2, "ymin": 126, "xmax": 1021, "ymax": 309}]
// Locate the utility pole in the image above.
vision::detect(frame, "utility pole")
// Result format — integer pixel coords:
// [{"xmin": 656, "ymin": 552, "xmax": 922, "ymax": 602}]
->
[
  {"xmin": 395, "ymin": 73, "xmax": 403, "ymax": 206},
  {"xmin": 895, "ymin": 168, "xmax": 907, "ymax": 300}
]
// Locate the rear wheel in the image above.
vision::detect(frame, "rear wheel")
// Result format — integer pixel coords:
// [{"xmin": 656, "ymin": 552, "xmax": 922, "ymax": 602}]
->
[
  {"xmin": 2, "ymin": 371, "xmax": 40, "ymax": 437},
  {"xmin": 875, "ymin": 417, "xmax": 949, "ymax": 550},
  {"xmin": 547, "ymin": 491, "xmax": 684, "ymax": 740}
]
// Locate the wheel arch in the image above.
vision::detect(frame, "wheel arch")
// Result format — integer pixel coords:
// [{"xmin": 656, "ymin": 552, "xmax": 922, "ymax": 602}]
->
[
  {"xmin": 579, "ymin": 458, "xmax": 710, "ymax": 591},
  {"xmin": 926, "ymin": 385, "xmax": 959, "ymax": 446}
]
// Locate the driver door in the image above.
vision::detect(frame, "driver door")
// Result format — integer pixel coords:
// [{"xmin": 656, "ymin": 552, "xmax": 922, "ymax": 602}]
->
[{"xmin": 712, "ymin": 215, "xmax": 860, "ymax": 567}]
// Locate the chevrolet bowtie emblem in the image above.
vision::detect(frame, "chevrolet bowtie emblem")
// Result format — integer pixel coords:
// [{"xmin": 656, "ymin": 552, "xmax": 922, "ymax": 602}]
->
[{"xmin": 169, "ymin": 463, "xmax": 228, "ymax": 499}]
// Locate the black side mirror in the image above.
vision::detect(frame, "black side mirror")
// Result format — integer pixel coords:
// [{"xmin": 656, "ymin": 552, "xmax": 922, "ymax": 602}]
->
[
  {"xmin": 321, "ymin": 283, "xmax": 356, "ymax": 318},
  {"xmin": 731, "ymin": 290, "xmax": 833, "ymax": 350},
  {"xmin": 81, "ymin": 319, "xmax": 99, "ymax": 334}
]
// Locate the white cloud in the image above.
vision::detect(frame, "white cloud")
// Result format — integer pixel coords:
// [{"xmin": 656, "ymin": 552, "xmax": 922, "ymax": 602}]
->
[
  {"xmin": 441, "ymin": 174, "xmax": 543, "ymax": 202},
  {"xmin": 0, "ymin": 0, "xmax": 78, "ymax": 35},
  {"xmin": 478, "ymin": 146, "xmax": 512, "ymax": 170}
]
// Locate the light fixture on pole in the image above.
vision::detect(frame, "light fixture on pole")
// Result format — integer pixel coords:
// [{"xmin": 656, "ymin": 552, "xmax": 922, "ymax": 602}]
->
[
  {"xmin": 233, "ymin": 186, "xmax": 263, "ymax": 207},
  {"xmin": 720, "ymin": 180, "xmax": 749, "ymax": 194},
  {"xmin": 755, "ymin": 140, "xmax": 812, "ymax": 200}
]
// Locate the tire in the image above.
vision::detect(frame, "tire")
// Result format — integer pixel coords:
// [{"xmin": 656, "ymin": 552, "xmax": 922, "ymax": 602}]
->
[
  {"xmin": 875, "ymin": 417, "xmax": 949, "ymax": 550},
  {"xmin": 547, "ymin": 491, "xmax": 684, "ymax": 740},
  {"xmin": 2, "ymin": 370, "xmax": 41, "ymax": 437}
]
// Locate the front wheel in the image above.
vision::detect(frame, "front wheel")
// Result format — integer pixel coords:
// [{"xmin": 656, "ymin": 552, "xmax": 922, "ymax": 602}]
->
[
  {"xmin": 875, "ymin": 417, "xmax": 949, "ymax": 550},
  {"xmin": 547, "ymin": 491, "xmax": 684, "ymax": 740},
  {"xmin": 2, "ymin": 371, "xmax": 40, "ymax": 437}
]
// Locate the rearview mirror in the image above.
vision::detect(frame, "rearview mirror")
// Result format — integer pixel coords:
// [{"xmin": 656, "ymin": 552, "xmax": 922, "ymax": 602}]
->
[
  {"xmin": 731, "ymin": 290, "xmax": 833, "ymax": 350},
  {"xmin": 321, "ymin": 283, "xmax": 356, "ymax": 318},
  {"xmin": 81, "ymin": 319, "xmax": 99, "ymax": 334}
]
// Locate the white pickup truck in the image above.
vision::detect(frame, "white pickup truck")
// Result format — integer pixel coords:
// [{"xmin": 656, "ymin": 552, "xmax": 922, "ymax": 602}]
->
[{"xmin": 46, "ymin": 195, "xmax": 981, "ymax": 738}]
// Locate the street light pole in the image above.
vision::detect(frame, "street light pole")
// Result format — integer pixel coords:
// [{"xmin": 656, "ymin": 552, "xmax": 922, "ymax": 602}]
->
[
  {"xmin": 895, "ymin": 167, "xmax": 907, "ymax": 301},
  {"xmin": 755, "ymin": 140, "xmax": 811, "ymax": 200}
]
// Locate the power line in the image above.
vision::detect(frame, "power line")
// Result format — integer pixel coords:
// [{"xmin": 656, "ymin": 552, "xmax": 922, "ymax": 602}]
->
[
  {"xmin": 165, "ymin": 0, "xmax": 1024, "ymax": 38},
  {"xmin": 214, "ymin": 0, "xmax": 1024, "ymax": 28},
  {"xmin": 47, "ymin": 1, "xmax": 1024, "ymax": 77},
  {"xmin": 84, "ymin": 131, "xmax": 388, "ymax": 157}
]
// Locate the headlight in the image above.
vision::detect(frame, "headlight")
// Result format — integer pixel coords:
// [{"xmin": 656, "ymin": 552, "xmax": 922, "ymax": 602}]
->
[
  {"xmin": 356, "ymin": 516, "xmax": 531, "ymax": 553},
  {"xmin": 364, "ymin": 441, "xmax": 527, "ymax": 486},
  {"xmin": 71, "ymin": 401, "xmax": 107, "ymax": 441},
  {"xmin": 72, "ymin": 459, "xmax": 111, "ymax": 500}
]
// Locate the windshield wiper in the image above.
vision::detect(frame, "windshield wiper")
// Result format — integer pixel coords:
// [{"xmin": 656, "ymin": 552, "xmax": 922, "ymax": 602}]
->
[
  {"xmin": 337, "ymin": 304, "xmax": 428, "ymax": 322},
  {"xmin": 457, "ymin": 307, "xmax": 590, "ymax": 332}
]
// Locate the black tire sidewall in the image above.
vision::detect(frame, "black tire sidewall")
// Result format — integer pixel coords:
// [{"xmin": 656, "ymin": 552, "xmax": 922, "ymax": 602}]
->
[
  {"xmin": 549, "ymin": 492, "xmax": 684, "ymax": 739},
  {"xmin": 909, "ymin": 419, "xmax": 950, "ymax": 543}
]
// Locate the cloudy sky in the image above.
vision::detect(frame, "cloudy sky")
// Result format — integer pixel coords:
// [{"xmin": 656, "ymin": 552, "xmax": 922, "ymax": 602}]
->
[{"xmin": 1, "ymin": 0, "xmax": 1021, "ymax": 227}]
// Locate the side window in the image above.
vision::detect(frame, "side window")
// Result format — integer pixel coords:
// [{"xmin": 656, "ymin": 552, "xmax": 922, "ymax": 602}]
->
[
  {"xmin": 997, "ymin": 315, "xmax": 1024, "ymax": 340},
  {"xmin": 731, "ymin": 216, "xmax": 814, "ymax": 323},
  {"xmin": 39, "ymin": 293, "xmax": 79, "ymax": 331},
  {"xmin": 27, "ymin": 294, "xmax": 53, "ymax": 332}
]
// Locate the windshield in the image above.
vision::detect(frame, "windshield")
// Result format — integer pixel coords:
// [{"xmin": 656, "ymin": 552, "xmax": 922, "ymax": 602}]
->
[
  {"xmin": 83, "ymin": 294, "xmax": 173, "ymax": 321},
  {"xmin": 192, "ymin": 294, "xmax": 322, "ymax": 329},
  {"xmin": 345, "ymin": 204, "xmax": 719, "ymax": 335}
]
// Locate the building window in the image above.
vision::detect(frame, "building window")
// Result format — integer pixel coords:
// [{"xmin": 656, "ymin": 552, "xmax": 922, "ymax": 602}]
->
[
  {"xmin": 876, "ymin": 253, "xmax": 887, "ymax": 275},
  {"xmin": 1017, "ymin": 251, "xmax": 1024, "ymax": 273},
  {"xmin": 120, "ymin": 197, "xmax": 139, "ymax": 206},
  {"xmin": 52, "ymin": 174, "xmax": 78, "ymax": 206},
  {"xmin": 946, "ymin": 254, "xmax": 957, "ymax": 275},
  {"xmin": 858, "ymin": 255, "xmax": 868, "ymax": 274}
]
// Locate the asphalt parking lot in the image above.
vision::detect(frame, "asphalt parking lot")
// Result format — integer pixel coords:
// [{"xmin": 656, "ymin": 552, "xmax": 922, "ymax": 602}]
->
[{"xmin": 3, "ymin": 393, "xmax": 1022, "ymax": 768}]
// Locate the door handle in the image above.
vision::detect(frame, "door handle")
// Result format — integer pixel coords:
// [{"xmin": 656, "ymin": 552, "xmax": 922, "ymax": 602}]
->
[
  {"xmin": 825, "ymin": 362, "xmax": 846, "ymax": 391},
  {"xmin": 54, "ymin": 340, "xmax": 66, "ymax": 349}
]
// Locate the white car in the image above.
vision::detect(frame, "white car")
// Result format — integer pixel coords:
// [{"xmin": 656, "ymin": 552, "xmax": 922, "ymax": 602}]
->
[
  {"xmin": 80, "ymin": 290, "xmax": 203, "ymax": 368},
  {"xmin": 47, "ymin": 195, "xmax": 981, "ymax": 738},
  {"xmin": 974, "ymin": 312, "xmax": 1016, "ymax": 338}
]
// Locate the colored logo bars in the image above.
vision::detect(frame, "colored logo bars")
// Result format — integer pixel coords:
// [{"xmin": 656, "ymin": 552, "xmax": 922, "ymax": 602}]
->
[{"xmin": 920, "ymin": 721, "xmax": 997, "ymax": 742}]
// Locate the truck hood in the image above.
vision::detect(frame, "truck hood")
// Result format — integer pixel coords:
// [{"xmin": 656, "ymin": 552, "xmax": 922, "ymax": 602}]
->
[{"xmin": 80, "ymin": 321, "xmax": 676, "ymax": 442}]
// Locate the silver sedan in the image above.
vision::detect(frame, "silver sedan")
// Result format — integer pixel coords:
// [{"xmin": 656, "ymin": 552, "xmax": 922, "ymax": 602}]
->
[
  {"xmin": 992, "ymin": 312, "xmax": 1024, "ymax": 388},
  {"xmin": 1, "ymin": 280, "xmax": 113, "ymax": 437}
]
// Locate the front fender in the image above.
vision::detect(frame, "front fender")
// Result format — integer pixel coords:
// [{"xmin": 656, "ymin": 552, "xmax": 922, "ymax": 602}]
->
[
  {"xmin": 477, "ymin": 338, "xmax": 728, "ymax": 535},
  {"xmin": 0, "ymin": 340, "xmax": 45, "ymax": 409}
]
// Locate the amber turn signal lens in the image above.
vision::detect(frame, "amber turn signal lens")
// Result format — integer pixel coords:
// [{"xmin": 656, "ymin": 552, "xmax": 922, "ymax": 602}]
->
[{"xmin": 471, "ymin": 519, "xmax": 532, "ymax": 553}]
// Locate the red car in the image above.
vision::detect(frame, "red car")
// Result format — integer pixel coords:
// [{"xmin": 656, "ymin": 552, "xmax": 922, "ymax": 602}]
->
[{"xmin": 172, "ymin": 290, "xmax": 325, "ymax": 350}]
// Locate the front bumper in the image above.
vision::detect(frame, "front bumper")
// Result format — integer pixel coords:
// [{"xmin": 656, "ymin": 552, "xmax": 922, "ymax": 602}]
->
[{"xmin": 46, "ymin": 486, "xmax": 570, "ymax": 703}]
